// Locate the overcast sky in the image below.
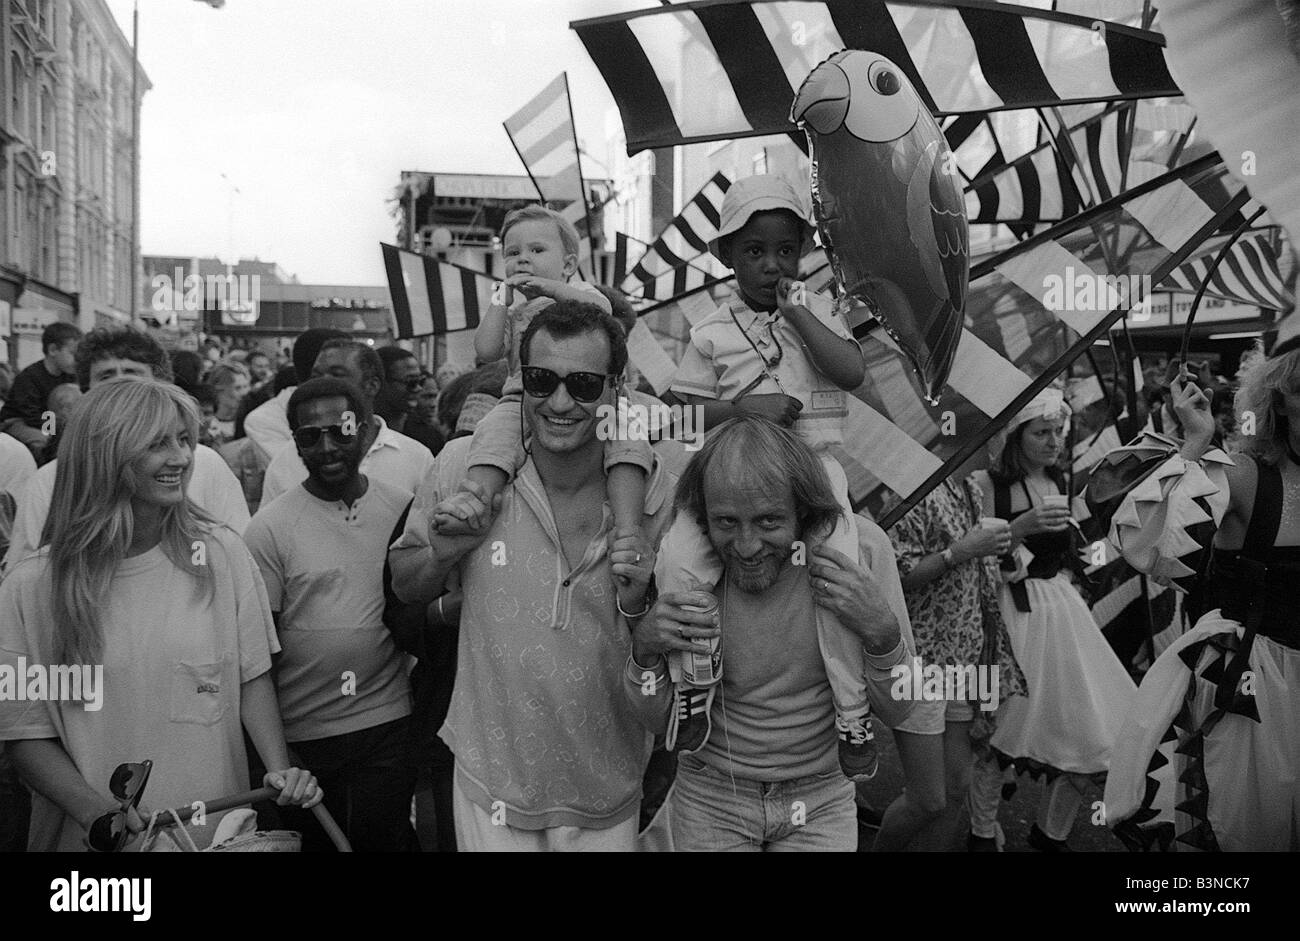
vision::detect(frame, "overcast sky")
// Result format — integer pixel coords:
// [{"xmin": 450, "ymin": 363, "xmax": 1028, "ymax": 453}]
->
[{"xmin": 103, "ymin": 0, "xmax": 647, "ymax": 285}]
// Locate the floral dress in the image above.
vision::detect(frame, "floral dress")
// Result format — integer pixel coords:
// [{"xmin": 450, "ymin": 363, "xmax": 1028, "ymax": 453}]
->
[{"xmin": 891, "ymin": 477, "xmax": 1026, "ymax": 709}]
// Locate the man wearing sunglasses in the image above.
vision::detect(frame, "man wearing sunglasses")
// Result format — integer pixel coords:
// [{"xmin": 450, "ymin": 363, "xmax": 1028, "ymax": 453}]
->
[
  {"xmin": 259, "ymin": 340, "xmax": 435, "ymax": 506},
  {"xmin": 244, "ymin": 377, "xmax": 417, "ymax": 851},
  {"xmin": 390, "ymin": 301, "xmax": 678, "ymax": 852},
  {"xmin": 376, "ymin": 346, "xmax": 424, "ymax": 435}
]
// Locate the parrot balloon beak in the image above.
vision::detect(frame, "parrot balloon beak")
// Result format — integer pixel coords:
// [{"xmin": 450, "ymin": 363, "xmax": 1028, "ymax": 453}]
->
[{"xmin": 791, "ymin": 62, "xmax": 851, "ymax": 134}]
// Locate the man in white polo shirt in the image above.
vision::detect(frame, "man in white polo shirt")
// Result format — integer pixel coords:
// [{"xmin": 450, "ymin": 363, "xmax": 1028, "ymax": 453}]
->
[
  {"xmin": 243, "ymin": 327, "xmax": 347, "ymax": 460},
  {"xmin": 3, "ymin": 328, "xmax": 248, "ymax": 570},
  {"xmin": 259, "ymin": 340, "xmax": 434, "ymax": 504},
  {"xmin": 244, "ymin": 376, "xmax": 417, "ymax": 852}
]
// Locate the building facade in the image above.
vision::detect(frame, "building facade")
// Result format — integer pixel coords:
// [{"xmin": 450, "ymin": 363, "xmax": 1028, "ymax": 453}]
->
[
  {"xmin": 1, "ymin": 0, "xmax": 147, "ymax": 369},
  {"xmin": 149, "ymin": 254, "xmax": 393, "ymax": 358}
]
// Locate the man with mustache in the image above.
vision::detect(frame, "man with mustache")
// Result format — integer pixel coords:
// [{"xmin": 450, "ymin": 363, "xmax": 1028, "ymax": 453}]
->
[{"xmin": 629, "ymin": 417, "xmax": 920, "ymax": 851}]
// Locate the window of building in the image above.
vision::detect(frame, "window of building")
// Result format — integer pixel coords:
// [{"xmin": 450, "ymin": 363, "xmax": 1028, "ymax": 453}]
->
[
  {"xmin": 41, "ymin": 189, "xmax": 58, "ymax": 283},
  {"xmin": 12, "ymin": 54, "xmax": 30, "ymax": 139},
  {"xmin": 39, "ymin": 84, "xmax": 55, "ymax": 154},
  {"xmin": 15, "ymin": 174, "xmax": 32, "ymax": 273},
  {"xmin": 117, "ymin": 234, "xmax": 133, "ymax": 312}
]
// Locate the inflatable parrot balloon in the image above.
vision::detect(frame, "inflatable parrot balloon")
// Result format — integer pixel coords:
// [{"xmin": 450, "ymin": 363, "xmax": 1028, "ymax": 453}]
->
[{"xmin": 791, "ymin": 50, "xmax": 968, "ymax": 404}]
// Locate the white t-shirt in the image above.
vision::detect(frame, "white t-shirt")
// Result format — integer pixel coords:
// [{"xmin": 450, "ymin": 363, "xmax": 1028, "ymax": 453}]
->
[
  {"xmin": 244, "ymin": 386, "xmax": 294, "ymax": 462},
  {"xmin": 259, "ymin": 417, "xmax": 434, "ymax": 505},
  {"xmin": 0, "ymin": 526, "xmax": 279, "ymax": 851},
  {"xmin": 3, "ymin": 444, "xmax": 250, "ymax": 570},
  {"xmin": 0, "ymin": 432, "xmax": 36, "ymax": 500}
]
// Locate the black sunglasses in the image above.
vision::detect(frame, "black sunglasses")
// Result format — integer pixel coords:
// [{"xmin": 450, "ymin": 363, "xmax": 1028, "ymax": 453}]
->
[
  {"xmin": 292, "ymin": 423, "xmax": 357, "ymax": 449},
  {"xmin": 521, "ymin": 366, "xmax": 614, "ymax": 403},
  {"xmin": 88, "ymin": 760, "xmax": 152, "ymax": 852}
]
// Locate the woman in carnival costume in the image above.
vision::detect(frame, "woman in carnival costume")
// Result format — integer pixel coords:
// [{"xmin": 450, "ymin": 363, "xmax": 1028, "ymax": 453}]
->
[
  {"xmin": 969, "ymin": 389, "xmax": 1136, "ymax": 851},
  {"xmin": 1104, "ymin": 343, "xmax": 1300, "ymax": 851}
]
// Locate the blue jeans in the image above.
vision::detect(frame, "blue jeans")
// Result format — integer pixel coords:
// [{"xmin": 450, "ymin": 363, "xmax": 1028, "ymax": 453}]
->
[{"xmin": 669, "ymin": 753, "xmax": 857, "ymax": 851}]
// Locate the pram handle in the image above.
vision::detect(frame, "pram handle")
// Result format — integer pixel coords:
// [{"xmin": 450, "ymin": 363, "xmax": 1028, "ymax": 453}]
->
[{"xmin": 149, "ymin": 785, "xmax": 353, "ymax": 852}]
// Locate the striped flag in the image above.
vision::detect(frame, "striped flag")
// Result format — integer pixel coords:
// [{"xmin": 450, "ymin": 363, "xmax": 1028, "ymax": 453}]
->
[
  {"xmin": 953, "ymin": 98, "xmax": 1199, "ymax": 225},
  {"xmin": 504, "ymin": 74, "xmax": 595, "ymax": 275},
  {"xmin": 571, "ymin": 0, "xmax": 1178, "ymax": 155},
  {"xmin": 621, "ymin": 172, "xmax": 732, "ymax": 298},
  {"xmin": 621, "ymin": 236, "xmax": 730, "ymax": 302},
  {"xmin": 1158, "ymin": 230, "xmax": 1291, "ymax": 311},
  {"xmin": 380, "ymin": 243, "xmax": 496, "ymax": 338}
]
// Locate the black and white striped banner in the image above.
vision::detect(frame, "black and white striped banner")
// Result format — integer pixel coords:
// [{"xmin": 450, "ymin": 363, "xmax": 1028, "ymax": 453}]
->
[
  {"xmin": 951, "ymin": 98, "xmax": 1198, "ymax": 226},
  {"xmin": 620, "ymin": 171, "xmax": 732, "ymax": 299},
  {"xmin": 572, "ymin": 0, "xmax": 1178, "ymax": 155},
  {"xmin": 381, "ymin": 243, "xmax": 496, "ymax": 338},
  {"xmin": 1158, "ymin": 230, "xmax": 1291, "ymax": 311}
]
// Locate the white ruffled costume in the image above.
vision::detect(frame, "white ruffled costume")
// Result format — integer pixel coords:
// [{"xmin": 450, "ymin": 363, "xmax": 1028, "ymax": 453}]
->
[
  {"xmin": 987, "ymin": 392, "xmax": 1137, "ymax": 776},
  {"xmin": 1101, "ymin": 448, "xmax": 1300, "ymax": 851},
  {"xmin": 968, "ymin": 391, "xmax": 1136, "ymax": 844}
]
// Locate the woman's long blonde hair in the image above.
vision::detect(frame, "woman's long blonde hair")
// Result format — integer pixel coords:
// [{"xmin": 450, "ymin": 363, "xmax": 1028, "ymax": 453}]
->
[
  {"xmin": 42, "ymin": 378, "xmax": 215, "ymax": 664},
  {"xmin": 1234, "ymin": 341, "xmax": 1300, "ymax": 467}
]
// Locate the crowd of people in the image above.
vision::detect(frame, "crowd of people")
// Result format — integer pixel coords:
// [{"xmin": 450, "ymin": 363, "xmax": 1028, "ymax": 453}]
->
[{"xmin": 0, "ymin": 184, "xmax": 1295, "ymax": 853}]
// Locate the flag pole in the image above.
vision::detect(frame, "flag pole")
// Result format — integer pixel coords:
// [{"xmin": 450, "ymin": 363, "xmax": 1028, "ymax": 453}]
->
[
  {"xmin": 130, "ymin": 0, "xmax": 139, "ymax": 327},
  {"xmin": 562, "ymin": 73, "xmax": 598, "ymax": 281}
]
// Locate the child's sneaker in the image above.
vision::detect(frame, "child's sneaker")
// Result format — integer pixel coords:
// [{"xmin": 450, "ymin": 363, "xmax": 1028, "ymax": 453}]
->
[
  {"xmin": 666, "ymin": 686, "xmax": 714, "ymax": 754},
  {"xmin": 837, "ymin": 713, "xmax": 878, "ymax": 782}
]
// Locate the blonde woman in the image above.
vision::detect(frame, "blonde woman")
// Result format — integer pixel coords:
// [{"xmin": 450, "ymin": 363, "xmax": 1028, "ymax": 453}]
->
[{"xmin": 0, "ymin": 378, "xmax": 320, "ymax": 851}]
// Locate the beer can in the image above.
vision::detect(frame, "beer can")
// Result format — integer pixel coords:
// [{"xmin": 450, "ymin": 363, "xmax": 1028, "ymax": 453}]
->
[{"xmin": 680, "ymin": 599, "xmax": 722, "ymax": 686}]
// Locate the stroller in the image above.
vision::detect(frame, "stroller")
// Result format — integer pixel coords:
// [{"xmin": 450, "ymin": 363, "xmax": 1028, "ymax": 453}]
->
[{"xmin": 98, "ymin": 760, "xmax": 352, "ymax": 853}]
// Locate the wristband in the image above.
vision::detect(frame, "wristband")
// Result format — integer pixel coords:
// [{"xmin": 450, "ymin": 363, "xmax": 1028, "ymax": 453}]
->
[{"xmin": 616, "ymin": 593, "xmax": 653, "ymax": 619}]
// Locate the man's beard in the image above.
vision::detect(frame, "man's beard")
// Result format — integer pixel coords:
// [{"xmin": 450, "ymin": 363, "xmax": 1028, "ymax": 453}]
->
[{"xmin": 722, "ymin": 549, "xmax": 787, "ymax": 593}]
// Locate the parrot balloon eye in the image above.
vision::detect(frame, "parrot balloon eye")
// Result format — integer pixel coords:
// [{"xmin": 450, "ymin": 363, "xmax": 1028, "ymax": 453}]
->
[
  {"xmin": 869, "ymin": 64, "xmax": 900, "ymax": 96},
  {"xmin": 792, "ymin": 49, "xmax": 969, "ymax": 404}
]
